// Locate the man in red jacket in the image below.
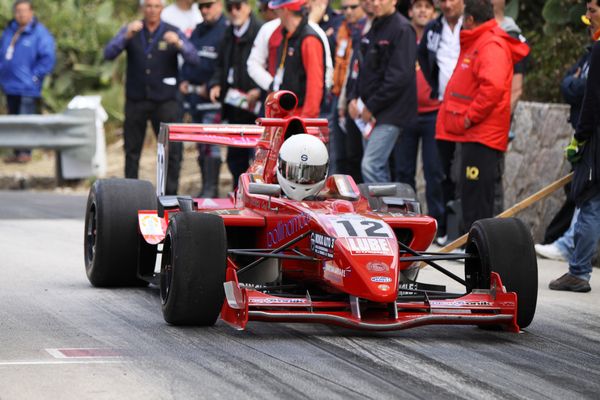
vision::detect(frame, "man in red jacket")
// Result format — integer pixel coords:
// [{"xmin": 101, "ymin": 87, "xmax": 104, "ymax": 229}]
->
[{"xmin": 435, "ymin": 0, "xmax": 529, "ymax": 233}]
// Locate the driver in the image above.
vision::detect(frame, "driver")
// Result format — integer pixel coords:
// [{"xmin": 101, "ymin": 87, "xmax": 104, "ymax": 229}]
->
[{"xmin": 276, "ymin": 133, "xmax": 329, "ymax": 200}]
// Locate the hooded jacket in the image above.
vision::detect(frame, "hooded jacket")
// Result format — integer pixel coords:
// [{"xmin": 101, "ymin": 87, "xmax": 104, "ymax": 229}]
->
[
  {"xmin": 0, "ymin": 18, "xmax": 55, "ymax": 98},
  {"xmin": 435, "ymin": 19, "xmax": 529, "ymax": 152}
]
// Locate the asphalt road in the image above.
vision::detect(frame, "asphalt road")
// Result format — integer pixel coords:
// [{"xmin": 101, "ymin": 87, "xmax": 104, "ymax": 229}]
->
[{"xmin": 0, "ymin": 191, "xmax": 599, "ymax": 399}]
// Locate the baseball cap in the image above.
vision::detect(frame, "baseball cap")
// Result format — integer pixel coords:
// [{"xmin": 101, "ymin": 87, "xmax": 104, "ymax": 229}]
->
[
  {"xmin": 197, "ymin": 0, "xmax": 217, "ymax": 5},
  {"xmin": 268, "ymin": 0, "xmax": 305, "ymax": 11}
]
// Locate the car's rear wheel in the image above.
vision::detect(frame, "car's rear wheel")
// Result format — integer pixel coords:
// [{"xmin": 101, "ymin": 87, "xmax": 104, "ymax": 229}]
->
[
  {"xmin": 465, "ymin": 218, "xmax": 538, "ymax": 329},
  {"xmin": 84, "ymin": 178, "xmax": 157, "ymax": 287},
  {"xmin": 160, "ymin": 212, "xmax": 227, "ymax": 326}
]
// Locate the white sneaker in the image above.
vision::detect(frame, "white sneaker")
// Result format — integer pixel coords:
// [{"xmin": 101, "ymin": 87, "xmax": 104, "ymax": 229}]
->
[{"xmin": 534, "ymin": 243, "xmax": 567, "ymax": 262}]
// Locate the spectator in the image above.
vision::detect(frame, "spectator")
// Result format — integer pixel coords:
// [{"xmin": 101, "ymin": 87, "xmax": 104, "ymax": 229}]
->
[
  {"xmin": 535, "ymin": 19, "xmax": 597, "ymax": 259},
  {"xmin": 267, "ymin": 0, "xmax": 326, "ymax": 118},
  {"xmin": 348, "ymin": 0, "xmax": 417, "ymax": 184},
  {"xmin": 161, "ymin": 0, "xmax": 203, "ymax": 38},
  {"xmin": 209, "ymin": 0, "xmax": 262, "ymax": 190},
  {"xmin": 0, "ymin": 0, "xmax": 55, "ymax": 164},
  {"xmin": 491, "ymin": 0, "xmax": 529, "ymax": 216},
  {"xmin": 246, "ymin": 2, "xmax": 333, "ymax": 97},
  {"xmin": 435, "ymin": 0, "xmax": 529, "ymax": 233},
  {"xmin": 549, "ymin": 0, "xmax": 600, "ymax": 293},
  {"xmin": 180, "ymin": 0, "xmax": 227, "ymax": 197},
  {"xmin": 338, "ymin": 0, "xmax": 375, "ymax": 183},
  {"xmin": 393, "ymin": 0, "xmax": 444, "ymax": 235},
  {"xmin": 307, "ymin": 0, "xmax": 343, "ymax": 67},
  {"xmin": 417, "ymin": 0, "xmax": 463, "ymax": 244},
  {"xmin": 329, "ymin": 0, "xmax": 366, "ymax": 175},
  {"xmin": 104, "ymin": 0, "xmax": 198, "ymax": 195}
]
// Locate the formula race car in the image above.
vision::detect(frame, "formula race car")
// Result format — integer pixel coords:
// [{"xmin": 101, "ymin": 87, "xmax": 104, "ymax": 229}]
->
[{"xmin": 84, "ymin": 91, "xmax": 538, "ymax": 332}]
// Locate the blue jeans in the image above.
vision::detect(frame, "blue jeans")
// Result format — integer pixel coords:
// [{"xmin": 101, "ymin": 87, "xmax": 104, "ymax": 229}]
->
[
  {"xmin": 554, "ymin": 207, "xmax": 579, "ymax": 260},
  {"xmin": 361, "ymin": 124, "xmax": 402, "ymax": 183},
  {"xmin": 392, "ymin": 111, "xmax": 445, "ymax": 225},
  {"xmin": 569, "ymin": 191, "xmax": 600, "ymax": 281}
]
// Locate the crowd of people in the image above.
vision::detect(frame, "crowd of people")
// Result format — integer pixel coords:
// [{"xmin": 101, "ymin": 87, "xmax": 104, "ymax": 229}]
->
[{"xmin": 1, "ymin": 0, "xmax": 600, "ymax": 292}]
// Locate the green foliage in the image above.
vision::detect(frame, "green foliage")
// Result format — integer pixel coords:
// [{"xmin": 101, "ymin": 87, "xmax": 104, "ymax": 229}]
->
[{"xmin": 520, "ymin": 0, "xmax": 589, "ymax": 102}]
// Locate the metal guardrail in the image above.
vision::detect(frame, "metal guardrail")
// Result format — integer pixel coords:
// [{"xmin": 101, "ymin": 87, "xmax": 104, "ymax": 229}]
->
[{"xmin": 0, "ymin": 98, "xmax": 106, "ymax": 180}]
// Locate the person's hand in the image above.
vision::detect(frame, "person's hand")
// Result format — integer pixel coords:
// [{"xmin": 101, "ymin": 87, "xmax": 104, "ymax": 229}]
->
[
  {"xmin": 361, "ymin": 106, "xmax": 373, "ymax": 123},
  {"xmin": 574, "ymin": 67, "xmax": 582, "ymax": 78},
  {"xmin": 209, "ymin": 85, "xmax": 221, "ymax": 103},
  {"xmin": 179, "ymin": 81, "xmax": 189, "ymax": 94},
  {"xmin": 197, "ymin": 84, "xmax": 208, "ymax": 99},
  {"xmin": 464, "ymin": 116, "xmax": 472, "ymax": 129},
  {"xmin": 247, "ymin": 88, "xmax": 261, "ymax": 111},
  {"xmin": 163, "ymin": 31, "xmax": 182, "ymax": 49},
  {"xmin": 565, "ymin": 137, "xmax": 586, "ymax": 163},
  {"xmin": 338, "ymin": 107, "xmax": 345, "ymax": 119},
  {"xmin": 126, "ymin": 21, "xmax": 143, "ymax": 39},
  {"xmin": 348, "ymin": 99, "xmax": 359, "ymax": 119}
]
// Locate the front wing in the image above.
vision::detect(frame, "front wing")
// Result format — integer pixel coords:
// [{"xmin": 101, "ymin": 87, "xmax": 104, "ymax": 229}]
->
[{"xmin": 221, "ymin": 268, "xmax": 519, "ymax": 332}]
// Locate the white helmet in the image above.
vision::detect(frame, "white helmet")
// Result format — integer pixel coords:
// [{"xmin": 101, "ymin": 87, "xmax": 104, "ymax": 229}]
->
[{"xmin": 276, "ymin": 134, "xmax": 329, "ymax": 201}]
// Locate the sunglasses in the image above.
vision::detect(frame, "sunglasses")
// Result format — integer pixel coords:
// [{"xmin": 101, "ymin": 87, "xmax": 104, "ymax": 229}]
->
[
  {"xmin": 226, "ymin": 2, "xmax": 243, "ymax": 11},
  {"xmin": 198, "ymin": 2, "xmax": 214, "ymax": 9},
  {"xmin": 341, "ymin": 4, "xmax": 359, "ymax": 10}
]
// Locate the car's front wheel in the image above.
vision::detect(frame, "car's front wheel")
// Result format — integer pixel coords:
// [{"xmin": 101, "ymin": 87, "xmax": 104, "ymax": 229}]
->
[
  {"xmin": 465, "ymin": 218, "xmax": 538, "ymax": 329},
  {"xmin": 160, "ymin": 212, "xmax": 227, "ymax": 326}
]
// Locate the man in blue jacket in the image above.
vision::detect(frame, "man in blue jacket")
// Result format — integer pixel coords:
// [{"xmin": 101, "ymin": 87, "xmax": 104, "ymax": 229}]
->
[
  {"xmin": 104, "ymin": 0, "xmax": 198, "ymax": 195},
  {"xmin": 0, "ymin": 0, "xmax": 55, "ymax": 163}
]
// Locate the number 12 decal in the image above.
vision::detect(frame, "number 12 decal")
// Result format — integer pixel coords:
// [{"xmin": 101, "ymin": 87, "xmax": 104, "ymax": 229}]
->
[{"xmin": 333, "ymin": 218, "xmax": 393, "ymax": 238}]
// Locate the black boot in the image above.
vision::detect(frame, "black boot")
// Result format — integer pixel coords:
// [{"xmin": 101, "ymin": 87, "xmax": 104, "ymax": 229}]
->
[{"xmin": 200, "ymin": 156, "xmax": 221, "ymax": 198}]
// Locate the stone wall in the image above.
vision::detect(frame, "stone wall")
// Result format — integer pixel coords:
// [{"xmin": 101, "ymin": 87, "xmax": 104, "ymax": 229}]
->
[{"xmin": 416, "ymin": 101, "xmax": 573, "ymax": 242}]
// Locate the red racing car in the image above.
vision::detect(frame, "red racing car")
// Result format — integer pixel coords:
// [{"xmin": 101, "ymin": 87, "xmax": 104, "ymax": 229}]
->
[{"xmin": 84, "ymin": 91, "xmax": 538, "ymax": 332}]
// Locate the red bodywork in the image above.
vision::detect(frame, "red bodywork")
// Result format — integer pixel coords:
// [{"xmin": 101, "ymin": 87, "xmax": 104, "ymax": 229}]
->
[{"xmin": 145, "ymin": 91, "xmax": 520, "ymax": 332}]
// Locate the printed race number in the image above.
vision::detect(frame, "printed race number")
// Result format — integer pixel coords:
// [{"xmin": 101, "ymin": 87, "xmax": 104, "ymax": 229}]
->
[{"xmin": 331, "ymin": 217, "xmax": 393, "ymax": 238}]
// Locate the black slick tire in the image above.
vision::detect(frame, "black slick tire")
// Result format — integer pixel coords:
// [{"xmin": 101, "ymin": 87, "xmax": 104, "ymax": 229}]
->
[
  {"xmin": 84, "ymin": 178, "xmax": 157, "ymax": 287},
  {"xmin": 465, "ymin": 218, "xmax": 538, "ymax": 329},
  {"xmin": 160, "ymin": 212, "xmax": 227, "ymax": 326}
]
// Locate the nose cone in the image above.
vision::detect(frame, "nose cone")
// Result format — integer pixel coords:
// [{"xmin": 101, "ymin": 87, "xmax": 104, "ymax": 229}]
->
[{"xmin": 323, "ymin": 237, "xmax": 399, "ymax": 303}]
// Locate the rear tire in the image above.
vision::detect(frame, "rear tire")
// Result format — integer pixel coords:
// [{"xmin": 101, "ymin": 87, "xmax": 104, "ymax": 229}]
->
[
  {"xmin": 84, "ymin": 179, "xmax": 157, "ymax": 287},
  {"xmin": 161, "ymin": 212, "xmax": 227, "ymax": 326},
  {"xmin": 465, "ymin": 218, "xmax": 538, "ymax": 329}
]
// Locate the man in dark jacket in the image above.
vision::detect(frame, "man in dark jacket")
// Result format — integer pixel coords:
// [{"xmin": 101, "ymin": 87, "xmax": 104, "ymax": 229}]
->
[
  {"xmin": 347, "ymin": 0, "xmax": 417, "ymax": 183},
  {"xmin": 180, "ymin": 0, "xmax": 227, "ymax": 197},
  {"xmin": 104, "ymin": 0, "xmax": 198, "ymax": 195},
  {"xmin": 549, "ymin": 0, "xmax": 600, "ymax": 293},
  {"xmin": 0, "ymin": 0, "xmax": 55, "ymax": 163},
  {"xmin": 209, "ymin": 0, "xmax": 262, "ymax": 190}
]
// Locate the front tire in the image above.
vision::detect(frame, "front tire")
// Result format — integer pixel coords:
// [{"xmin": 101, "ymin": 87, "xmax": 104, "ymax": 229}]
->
[
  {"xmin": 161, "ymin": 212, "xmax": 227, "ymax": 326},
  {"xmin": 84, "ymin": 179, "xmax": 157, "ymax": 287},
  {"xmin": 465, "ymin": 218, "xmax": 538, "ymax": 329}
]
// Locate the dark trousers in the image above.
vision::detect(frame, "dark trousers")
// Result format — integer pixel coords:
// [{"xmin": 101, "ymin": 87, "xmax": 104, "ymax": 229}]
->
[
  {"xmin": 460, "ymin": 142, "xmax": 503, "ymax": 233},
  {"xmin": 436, "ymin": 139, "xmax": 458, "ymax": 235},
  {"xmin": 393, "ymin": 111, "xmax": 445, "ymax": 227},
  {"xmin": 6, "ymin": 95, "xmax": 40, "ymax": 157},
  {"xmin": 341, "ymin": 115, "xmax": 364, "ymax": 184},
  {"xmin": 123, "ymin": 99, "xmax": 182, "ymax": 195},
  {"xmin": 225, "ymin": 110, "xmax": 254, "ymax": 190}
]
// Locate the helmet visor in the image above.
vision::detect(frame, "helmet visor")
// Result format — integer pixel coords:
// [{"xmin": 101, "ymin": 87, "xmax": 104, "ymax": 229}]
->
[{"xmin": 278, "ymin": 158, "xmax": 328, "ymax": 185}]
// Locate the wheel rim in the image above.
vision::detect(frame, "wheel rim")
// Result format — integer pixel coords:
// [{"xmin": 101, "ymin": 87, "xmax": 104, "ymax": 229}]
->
[
  {"xmin": 85, "ymin": 203, "xmax": 97, "ymax": 266},
  {"xmin": 160, "ymin": 236, "xmax": 173, "ymax": 305}
]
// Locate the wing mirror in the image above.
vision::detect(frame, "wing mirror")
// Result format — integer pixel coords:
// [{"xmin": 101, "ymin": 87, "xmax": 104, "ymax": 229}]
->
[
  {"xmin": 368, "ymin": 184, "xmax": 397, "ymax": 197},
  {"xmin": 248, "ymin": 183, "xmax": 281, "ymax": 212}
]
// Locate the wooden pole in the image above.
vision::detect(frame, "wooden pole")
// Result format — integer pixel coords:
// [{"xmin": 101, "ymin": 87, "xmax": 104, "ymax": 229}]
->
[{"xmin": 435, "ymin": 172, "xmax": 574, "ymax": 254}]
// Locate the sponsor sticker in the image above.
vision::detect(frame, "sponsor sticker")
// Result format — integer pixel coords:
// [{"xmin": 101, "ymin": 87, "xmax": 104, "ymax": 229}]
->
[
  {"xmin": 371, "ymin": 276, "xmax": 392, "ymax": 283},
  {"xmin": 378, "ymin": 284, "xmax": 390, "ymax": 291},
  {"xmin": 311, "ymin": 232, "xmax": 335, "ymax": 258},
  {"xmin": 252, "ymin": 298, "xmax": 307, "ymax": 304},
  {"xmin": 323, "ymin": 261, "xmax": 350, "ymax": 284},
  {"xmin": 367, "ymin": 261, "xmax": 389, "ymax": 272},
  {"xmin": 346, "ymin": 237, "xmax": 393, "ymax": 255}
]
